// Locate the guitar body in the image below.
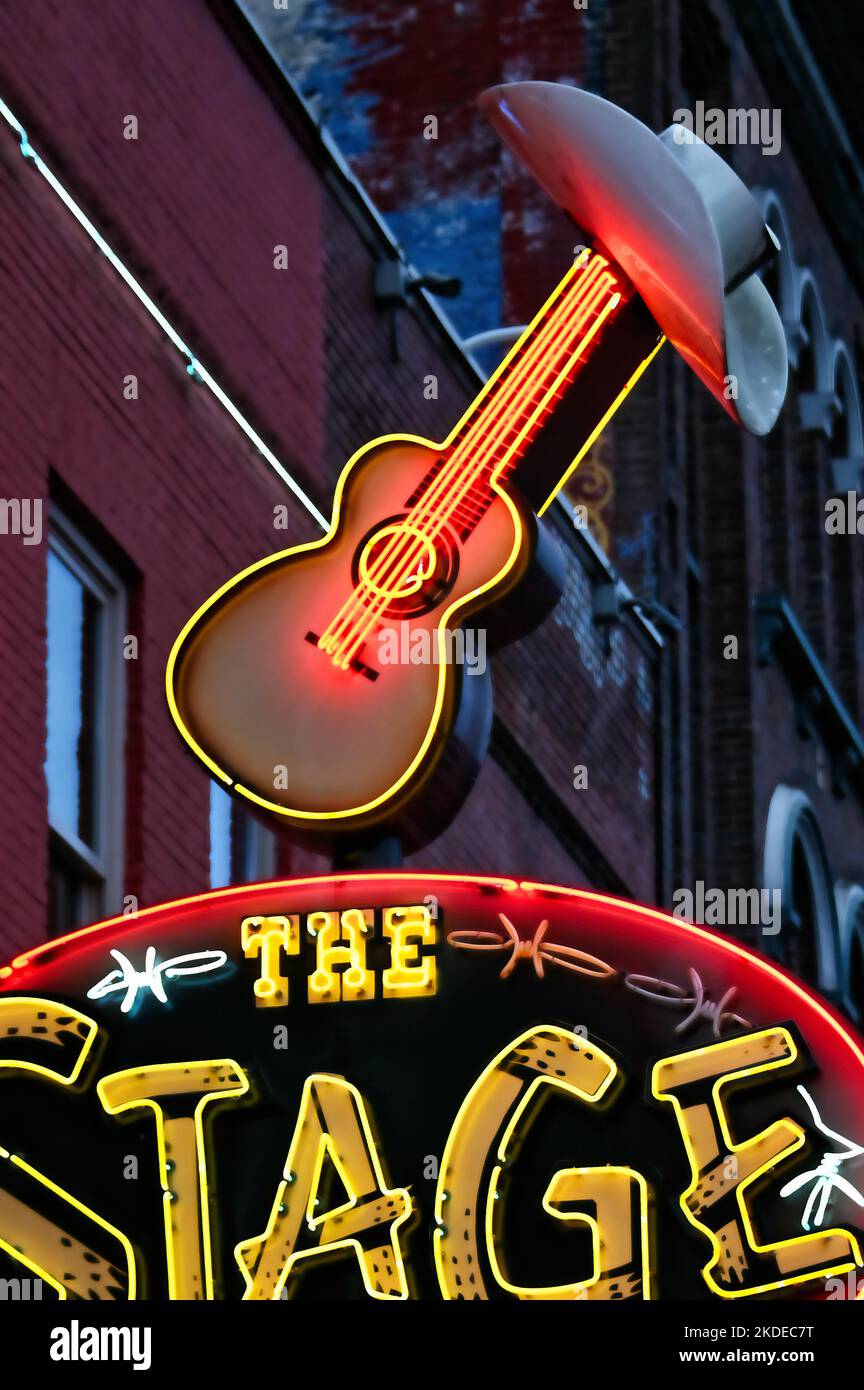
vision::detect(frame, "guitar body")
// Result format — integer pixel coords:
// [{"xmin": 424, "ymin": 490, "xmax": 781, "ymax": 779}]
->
[{"xmin": 168, "ymin": 435, "xmax": 556, "ymax": 845}]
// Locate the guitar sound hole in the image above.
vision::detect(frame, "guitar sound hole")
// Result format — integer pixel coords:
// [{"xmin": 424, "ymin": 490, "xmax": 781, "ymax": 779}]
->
[{"xmin": 351, "ymin": 514, "xmax": 460, "ymax": 620}]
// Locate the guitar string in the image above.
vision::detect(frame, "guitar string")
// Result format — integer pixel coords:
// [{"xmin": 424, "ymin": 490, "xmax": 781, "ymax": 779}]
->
[
  {"xmin": 330, "ymin": 266, "xmax": 619, "ymax": 668},
  {"xmin": 332, "ymin": 269, "xmax": 620, "ymax": 668},
  {"xmin": 320, "ymin": 257, "xmax": 612, "ymax": 664},
  {"xmin": 320, "ymin": 258, "xmax": 603, "ymax": 656},
  {"xmin": 319, "ymin": 258, "xmax": 601, "ymax": 659},
  {"xmin": 336, "ymin": 278, "xmax": 620, "ymax": 669},
  {"xmin": 333, "ymin": 272, "xmax": 618, "ymax": 669},
  {"xmin": 318, "ymin": 255, "xmax": 601, "ymax": 659}
]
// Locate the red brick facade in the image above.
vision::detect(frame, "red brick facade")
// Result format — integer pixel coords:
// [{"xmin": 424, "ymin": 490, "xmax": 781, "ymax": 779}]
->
[
  {"xmin": 0, "ymin": 0, "xmax": 658, "ymax": 962},
  {"xmin": 230, "ymin": 0, "xmax": 864, "ymax": 1011},
  {"xmin": 3, "ymin": 0, "xmax": 862, "ymax": 1023}
]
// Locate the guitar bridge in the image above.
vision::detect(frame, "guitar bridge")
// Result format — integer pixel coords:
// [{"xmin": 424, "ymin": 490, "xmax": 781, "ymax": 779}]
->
[{"xmin": 305, "ymin": 631, "xmax": 379, "ymax": 682}]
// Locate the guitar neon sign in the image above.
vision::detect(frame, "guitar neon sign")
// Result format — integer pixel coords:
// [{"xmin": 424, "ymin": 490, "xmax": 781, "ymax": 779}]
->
[
  {"xmin": 166, "ymin": 84, "xmax": 788, "ymax": 845},
  {"xmin": 166, "ymin": 249, "xmax": 660, "ymax": 842}
]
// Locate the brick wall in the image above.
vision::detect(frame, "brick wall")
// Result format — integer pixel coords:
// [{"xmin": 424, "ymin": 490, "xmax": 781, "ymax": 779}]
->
[
  {"xmin": 602, "ymin": 0, "xmax": 864, "ymax": 917},
  {"xmin": 0, "ymin": 0, "xmax": 659, "ymax": 962},
  {"xmin": 692, "ymin": 0, "xmax": 864, "ymax": 901},
  {"xmin": 0, "ymin": 0, "xmax": 328, "ymax": 943},
  {"xmin": 221, "ymin": 0, "xmax": 864, "ymax": 1004},
  {"xmin": 5, "ymin": 0, "xmax": 862, "ymax": 989}
]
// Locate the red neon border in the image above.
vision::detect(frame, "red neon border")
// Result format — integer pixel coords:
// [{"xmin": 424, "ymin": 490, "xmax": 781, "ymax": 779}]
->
[{"xmin": 3, "ymin": 872, "xmax": 863, "ymax": 1077}]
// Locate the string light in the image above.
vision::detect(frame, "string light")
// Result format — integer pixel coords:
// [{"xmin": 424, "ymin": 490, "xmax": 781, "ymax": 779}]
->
[{"xmin": 0, "ymin": 95, "xmax": 329, "ymax": 530}]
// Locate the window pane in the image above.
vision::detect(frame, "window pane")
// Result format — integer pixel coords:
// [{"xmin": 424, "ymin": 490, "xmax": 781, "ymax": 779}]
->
[
  {"xmin": 788, "ymin": 836, "xmax": 819, "ymax": 985},
  {"xmin": 46, "ymin": 549, "xmax": 102, "ymax": 849},
  {"xmin": 209, "ymin": 782, "xmax": 233, "ymax": 888},
  {"xmin": 850, "ymin": 908, "xmax": 864, "ymax": 1025},
  {"xmin": 48, "ymin": 845, "xmax": 82, "ymax": 938},
  {"xmin": 209, "ymin": 782, "xmax": 274, "ymax": 886},
  {"xmin": 239, "ymin": 817, "xmax": 259, "ymax": 883}
]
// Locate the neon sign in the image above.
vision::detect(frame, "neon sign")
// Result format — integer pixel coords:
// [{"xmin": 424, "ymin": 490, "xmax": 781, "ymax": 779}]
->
[
  {"xmin": 779, "ymin": 1086, "xmax": 864, "ymax": 1232},
  {"xmin": 166, "ymin": 251, "xmax": 662, "ymax": 845},
  {"xmin": 164, "ymin": 81, "xmax": 788, "ymax": 851},
  {"xmin": 87, "ymin": 947, "xmax": 228, "ymax": 1013},
  {"xmin": 1, "ymin": 875, "xmax": 862, "ymax": 1301}
]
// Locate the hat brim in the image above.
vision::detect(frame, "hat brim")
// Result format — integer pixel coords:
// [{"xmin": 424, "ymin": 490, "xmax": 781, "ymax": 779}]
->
[{"xmin": 479, "ymin": 81, "xmax": 787, "ymax": 434}]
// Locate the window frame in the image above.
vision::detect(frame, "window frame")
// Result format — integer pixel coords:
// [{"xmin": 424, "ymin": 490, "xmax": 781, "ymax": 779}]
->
[
  {"xmin": 47, "ymin": 507, "xmax": 127, "ymax": 923},
  {"xmin": 763, "ymin": 784, "xmax": 840, "ymax": 994},
  {"xmin": 209, "ymin": 781, "xmax": 276, "ymax": 889}
]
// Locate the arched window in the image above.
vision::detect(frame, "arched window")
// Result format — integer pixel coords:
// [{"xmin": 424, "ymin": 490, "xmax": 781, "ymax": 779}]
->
[
  {"xmin": 831, "ymin": 344, "xmax": 864, "ymax": 473},
  {"xmin": 797, "ymin": 276, "xmax": 832, "ymax": 401},
  {"xmin": 756, "ymin": 196, "xmax": 796, "ymax": 594},
  {"xmin": 827, "ymin": 346, "xmax": 864, "ymax": 715},
  {"xmin": 763, "ymin": 786, "xmax": 839, "ymax": 993},
  {"xmin": 760, "ymin": 194, "xmax": 798, "ymax": 355},
  {"xmin": 836, "ymin": 882, "xmax": 864, "ymax": 1025},
  {"xmin": 793, "ymin": 279, "xmax": 834, "ymax": 661}
]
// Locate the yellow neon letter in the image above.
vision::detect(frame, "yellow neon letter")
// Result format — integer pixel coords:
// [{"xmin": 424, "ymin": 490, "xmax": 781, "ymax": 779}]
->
[
  {"xmin": 511, "ymin": 1167, "xmax": 652, "ymax": 1300},
  {"xmin": 0, "ymin": 997, "xmax": 135, "ymax": 1299},
  {"xmin": 307, "ymin": 909, "xmax": 374, "ymax": 1003},
  {"xmin": 434, "ymin": 1025, "xmax": 620, "ymax": 1299},
  {"xmin": 653, "ymin": 1027, "xmax": 862, "ymax": 1298},
  {"xmin": 235, "ymin": 1073, "xmax": 411, "ymax": 1299},
  {"xmin": 382, "ymin": 904, "xmax": 437, "ymax": 998},
  {"xmin": 98, "ymin": 1059, "xmax": 248, "ymax": 1300},
  {"xmin": 242, "ymin": 914, "xmax": 299, "ymax": 1006}
]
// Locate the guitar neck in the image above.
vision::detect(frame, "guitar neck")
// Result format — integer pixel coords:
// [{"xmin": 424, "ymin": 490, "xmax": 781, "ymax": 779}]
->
[
  {"xmin": 408, "ymin": 251, "xmax": 663, "ymax": 532},
  {"xmin": 453, "ymin": 252, "xmax": 621, "ymax": 459}
]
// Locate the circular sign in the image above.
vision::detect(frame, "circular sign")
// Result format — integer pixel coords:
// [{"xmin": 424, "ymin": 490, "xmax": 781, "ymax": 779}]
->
[{"xmin": 1, "ymin": 874, "xmax": 862, "ymax": 1301}]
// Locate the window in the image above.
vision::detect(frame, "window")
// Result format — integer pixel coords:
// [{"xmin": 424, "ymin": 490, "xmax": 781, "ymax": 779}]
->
[
  {"xmin": 209, "ymin": 782, "xmax": 275, "ymax": 888},
  {"xmin": 836, "ymin": 883, "xmax": 864, "ymax": 1026},
  {"xmin": 786, "ymin": 834, "xmax": 821, "ymax": 984},
  {"xmin": 45, "ymin": 513, "xmax": 126, "ymax": 935},
  {"xmin": 763, "ymin": 785, "xmax": 839, "ymax": 994},
  {"xmin": 849, "ymin": 922, "xmax": 864, "ymax": 1026}
]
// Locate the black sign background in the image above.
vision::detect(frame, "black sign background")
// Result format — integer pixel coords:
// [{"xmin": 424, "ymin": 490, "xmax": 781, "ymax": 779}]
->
[{"xmin": 1, "ymin": 874, "xmax": 862, "ymax": 1302}]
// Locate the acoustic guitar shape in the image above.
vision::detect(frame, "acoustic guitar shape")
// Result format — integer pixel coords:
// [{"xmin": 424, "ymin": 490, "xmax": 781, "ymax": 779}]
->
[
  {"xmin": 168, "ymin": 83, "xmax": 788, "ymax": 848},
  {"xmin": 168, "ymin": 251, "xmax": 645, "ymax": 844}
]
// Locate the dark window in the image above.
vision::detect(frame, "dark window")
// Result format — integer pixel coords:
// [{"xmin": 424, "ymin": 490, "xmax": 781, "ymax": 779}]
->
[
  {"xmin": 848, "ymin": 909, "xmax": 864, "ymax": 1025},
  {"xmin": 209, "ymin": 783, "xmax": 275, "ymax": 887},
  {"xmin": 785, "ymin": 834, "xmax": 820, "ymax": 985},
  {"xmin": 45, "ymin": 517, "xmax": 125, "ymax": 935}
]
